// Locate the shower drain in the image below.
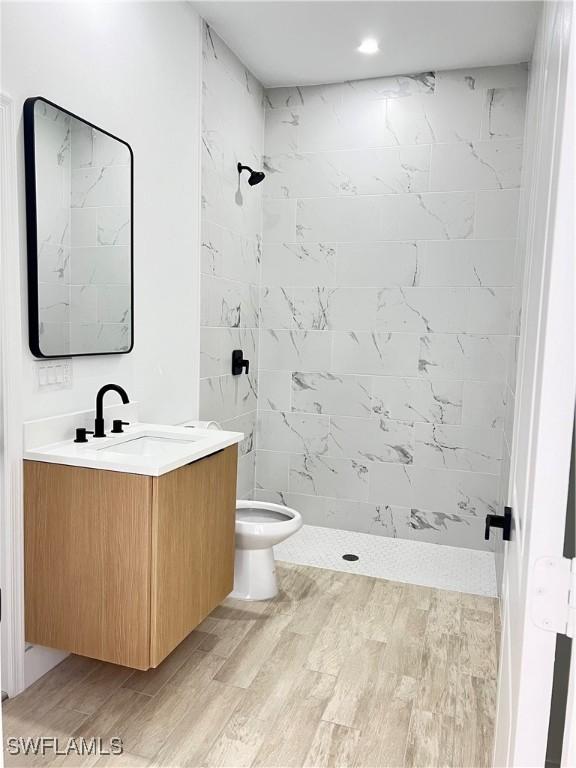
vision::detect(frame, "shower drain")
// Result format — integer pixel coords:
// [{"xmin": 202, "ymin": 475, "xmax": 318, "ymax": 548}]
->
[{"xmin": 342, "ymin": 553, "xmax": 359, "ymax": 562}]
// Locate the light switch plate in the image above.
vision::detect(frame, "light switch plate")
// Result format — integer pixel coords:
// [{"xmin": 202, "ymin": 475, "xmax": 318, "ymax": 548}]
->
[{"xmin": 36, "ymin": 359, "xmax": 73, "ymax": 391}]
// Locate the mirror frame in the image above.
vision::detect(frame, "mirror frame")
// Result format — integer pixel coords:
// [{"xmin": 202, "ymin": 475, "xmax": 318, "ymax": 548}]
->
[{"xmin": 23, "ymin": 96, "xmax": 134, "ymax": 358}]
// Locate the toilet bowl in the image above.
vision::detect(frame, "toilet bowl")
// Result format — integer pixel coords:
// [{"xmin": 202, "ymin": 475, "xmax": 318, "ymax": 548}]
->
[{"xmin": 231, "ymin": 500, "xmax": 303, "ymax": 601}]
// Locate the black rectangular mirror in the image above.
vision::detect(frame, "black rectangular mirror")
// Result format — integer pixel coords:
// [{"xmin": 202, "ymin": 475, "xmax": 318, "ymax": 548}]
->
[{"xmin": 24, "ymin": 97, "xmax": 134, "ymax": 358}]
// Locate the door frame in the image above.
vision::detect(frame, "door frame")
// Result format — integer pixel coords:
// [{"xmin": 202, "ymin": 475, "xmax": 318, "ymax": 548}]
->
[
  {"xmin": 559, "ymin": 25, "xmax": 576, "ymax": 757},
  {"xmin": 0, "ymin": 92, "xmax": 26, "ymax": 697},
  {"xmin": 494, "ymin": 1, "xmax": 575, "ymax": 763},
  {"xmin": 556, "ymin": 14, "xmax": 576, "ymax": 762}
]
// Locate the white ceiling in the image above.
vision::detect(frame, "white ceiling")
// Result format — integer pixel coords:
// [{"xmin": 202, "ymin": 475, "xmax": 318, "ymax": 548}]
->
[{"xmin": 191, "ymin": 1, "xmax": 541, "ymax": 87}]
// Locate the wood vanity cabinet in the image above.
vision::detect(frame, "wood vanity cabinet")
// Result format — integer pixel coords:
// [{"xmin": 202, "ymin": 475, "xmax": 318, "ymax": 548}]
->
[{"xmin": 24, "ymin": 444, "xmax": 237, "ymax": 670}]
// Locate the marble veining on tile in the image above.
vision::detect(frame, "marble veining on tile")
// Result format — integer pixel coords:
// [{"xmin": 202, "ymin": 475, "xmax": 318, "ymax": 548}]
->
[
  {"xmin": 200, "ymin": 53, "xmax": 526, "ymax": 541},
  {"xmin": 255, "ymin": 63, "xmax": 525, "ymax": 551},
  {"xmin": 372, "ymin": 378, "xmax": 463, "ymax": 424},
  {"xmin": 200, "ymin": 24, "xmax": 264, "ymax": 497},
  {"xmin": 292, "ymin": 371, "xmax": 372, "ymax": 417}
]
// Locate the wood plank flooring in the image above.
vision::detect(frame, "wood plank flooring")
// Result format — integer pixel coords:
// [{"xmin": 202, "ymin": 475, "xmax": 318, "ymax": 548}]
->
[{"xmin": 2, "ymin": 562, "xmax": 499, "ymax": 767}]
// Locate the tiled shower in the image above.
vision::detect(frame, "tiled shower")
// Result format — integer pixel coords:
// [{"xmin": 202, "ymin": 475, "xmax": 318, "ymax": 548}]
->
[
  {"xmin": 200, "ymin": 24, "xmax": 527, "ymax": 557},
  {"xmin": 200, "ymin": 24, "xmax": 263, "ymax": 499}
]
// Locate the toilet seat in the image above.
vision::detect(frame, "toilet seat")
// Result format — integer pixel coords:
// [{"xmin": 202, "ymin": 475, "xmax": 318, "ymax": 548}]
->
[
  {"xmin": 236, "ymin": 500, "xmax": 300, "ymax": 533},
  {"xmin": 236, "ymin": 508, "xmax": 290, "ymax": 523},
  {"xmin": 232, "ymin": 500, "xmax": 303, "ymax": 601}
]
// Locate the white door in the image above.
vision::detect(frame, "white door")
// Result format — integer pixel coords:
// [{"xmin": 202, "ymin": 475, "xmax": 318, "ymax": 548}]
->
[{"xmin": 493, "ymin": 3, "xmax": 575, "ymax": 766}]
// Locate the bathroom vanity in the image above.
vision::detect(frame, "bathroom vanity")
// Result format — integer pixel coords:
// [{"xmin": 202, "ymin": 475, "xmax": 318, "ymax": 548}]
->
[{"xmin": 23, "ymin": 424, "xmax": 242, "ymax": 670}]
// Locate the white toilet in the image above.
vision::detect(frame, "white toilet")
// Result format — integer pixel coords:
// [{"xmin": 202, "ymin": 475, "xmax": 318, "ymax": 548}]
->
[{"xmin": 231, "ymin": 500, "xmax": 303, "ymax": 601}]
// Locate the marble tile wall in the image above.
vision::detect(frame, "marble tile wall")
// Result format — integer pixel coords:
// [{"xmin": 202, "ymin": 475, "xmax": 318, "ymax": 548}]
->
[
  {"xmin": 199, "ymin": 25, "xmax": 264, "ymax": 497},
  {"xmin": 255, "ymin": 64, "xmax": 528, "ymax": 551}
]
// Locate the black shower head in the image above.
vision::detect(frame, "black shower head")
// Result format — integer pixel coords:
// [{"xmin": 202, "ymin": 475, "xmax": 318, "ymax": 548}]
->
[
  {"xmin": 248, "ymin": 170, "xmax": 265, "ymax": 186},
  {"xmin": 237, "ymin": 162, "xmax": 266, "ymax": 186}
]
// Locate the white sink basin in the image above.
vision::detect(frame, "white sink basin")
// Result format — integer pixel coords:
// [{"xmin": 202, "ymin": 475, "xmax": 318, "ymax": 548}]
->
[
  {"xmin": 23, "ymin": 423, "xmax": 244, "ymax": 476},
  {"xmin": 99, "ymin": 435, "xmax": 199, "ymax": 457}
]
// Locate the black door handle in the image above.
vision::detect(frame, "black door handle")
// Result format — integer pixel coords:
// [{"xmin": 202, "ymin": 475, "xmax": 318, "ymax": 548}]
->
[{"xmin": 485, "ymin": 506, "xmax": 512, "ymax": 541}]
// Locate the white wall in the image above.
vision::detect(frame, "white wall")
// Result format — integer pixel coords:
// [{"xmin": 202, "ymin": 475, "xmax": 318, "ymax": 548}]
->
[
  {"xmin": 2, "ymin": 1, "xmax": 203, "ymax": 425},
  {"xmin": 255, "ymin": 65, "xmax": 527, "ymax": 551},
  {"xmin": 199, "ymin": 25, "xmax": 264, "ymax": 498}
]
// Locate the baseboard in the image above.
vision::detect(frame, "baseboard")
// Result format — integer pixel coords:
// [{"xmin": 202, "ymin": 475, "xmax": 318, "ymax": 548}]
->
[{"xmin": 23, "ymin": 645, "xmax": 69, "ymax": 690}]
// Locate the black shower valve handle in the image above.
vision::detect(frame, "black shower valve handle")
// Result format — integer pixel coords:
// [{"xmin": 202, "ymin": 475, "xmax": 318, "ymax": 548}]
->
[
  {"xmin": 232, "ymin": 349, "xmax": 249, "ymax": 375},
  {"xmin": 485, "ymin": 506, "xmax": 513, "ymax": 541}
]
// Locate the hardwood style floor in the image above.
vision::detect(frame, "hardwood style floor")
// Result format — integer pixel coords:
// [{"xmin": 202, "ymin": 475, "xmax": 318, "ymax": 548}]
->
[{"xmin": 2, "ymin": 563, "xmax": 499, "ymax": 768}]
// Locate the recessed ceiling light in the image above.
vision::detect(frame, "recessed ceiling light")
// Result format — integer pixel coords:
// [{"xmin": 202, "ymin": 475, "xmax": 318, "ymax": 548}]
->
[{"xmin": 358, "ymin": 38, "xmax": 379, "ymax": 55}]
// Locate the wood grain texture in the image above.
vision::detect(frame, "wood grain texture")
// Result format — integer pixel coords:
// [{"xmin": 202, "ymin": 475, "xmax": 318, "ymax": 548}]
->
[
  {"xmin": 63, "ymin": 662, "xmax": 134, "ymax": 715},
  {"xmin": 72, "ymin": 687, "xmax": 150, "ymax": 743},
  {"xmin": 150, "ymin": 445, "xmax": 238, "ymax": 666},
  {"xmin": 5, "ymin": 561, "xmax": 499, "ymax": 768},
  {"xmin": 321, "ymin": 637, "xmax": 386, "ymax": 728},
  {"xmin": 404, "ymin": 709, "xmax": 454, "ymax": 768},
  {"xmin": 354, "ymin": 673, "xmax": 417, "ymax": 768},
  {"xmin": 24, "ymin": 461, "xmax": 153, "ymax": 670},
  {"xmin": 122, "ymin": 629, "xmax": 210, "ymax": 696},
  {"xmin": 153, "ymin": 680, "xmax": 245, "ymax": 768},
  {"xmin": 304, "ymin": 721, "xmax": 360, "ymax": 768},
  {"xmin": 24, "ymin": 447, "xmax": 238, "ymax": 672},
  {"xmin": 452, "ymin": 674, "xmax": 497, "ymax": 768},
  {"xmin": 4, "ymin": 705, "xmax": 88, "ymax": 768},
  {"xmin": 202, "ymin": 709, "xmax": 269, "ymax": 768}
]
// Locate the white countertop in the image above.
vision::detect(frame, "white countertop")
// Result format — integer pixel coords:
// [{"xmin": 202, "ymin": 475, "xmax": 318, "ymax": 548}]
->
[{"xmin": 23, "ymin": 422, "xmax": 244, "ymax": 477}]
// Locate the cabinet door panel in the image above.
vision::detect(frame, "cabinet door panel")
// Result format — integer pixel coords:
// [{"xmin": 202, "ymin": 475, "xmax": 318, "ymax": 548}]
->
[
  {"xmin": 24, "ymin": 461, "xmax": 152, "ymax": 669},
  {"xmin": 150, "ymin": 445, "xmax": 237, "ymax": 665}
]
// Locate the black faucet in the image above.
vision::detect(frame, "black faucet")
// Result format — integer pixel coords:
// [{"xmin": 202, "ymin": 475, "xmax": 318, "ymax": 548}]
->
[{"xmin": 94, "ymin": 384, "xmax": 130, "ymax": 438}]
